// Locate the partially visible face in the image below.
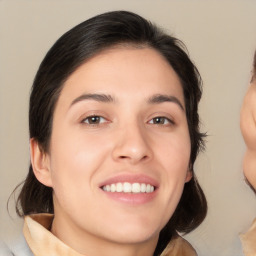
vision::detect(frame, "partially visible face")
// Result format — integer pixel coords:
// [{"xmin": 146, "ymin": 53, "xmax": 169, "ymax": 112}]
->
[
  {"xmin": 41, "ymin": 47, "xmax": 192, "ymax": 252},
  {"xmin": 240, "ymin": 80, "xmax": 256, "ymax": 189}
]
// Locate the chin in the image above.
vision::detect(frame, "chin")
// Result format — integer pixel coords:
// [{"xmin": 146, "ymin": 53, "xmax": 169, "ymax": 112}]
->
[
  {"xmin": 243, "ymin": 150, "xmax": 256, "ymax": 190},
  {"xmin": 101, "ymin": 220, "xmax": 163, "ymax": 244},
  {"xmin": 108, "ymin": 231, "xmax": 158, "ymax": 245}
]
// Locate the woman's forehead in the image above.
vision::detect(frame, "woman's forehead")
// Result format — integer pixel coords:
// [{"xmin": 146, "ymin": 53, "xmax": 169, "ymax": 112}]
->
[{"xmin": 58, "ymin": 47, "xmax": 184, "ymax": 106}]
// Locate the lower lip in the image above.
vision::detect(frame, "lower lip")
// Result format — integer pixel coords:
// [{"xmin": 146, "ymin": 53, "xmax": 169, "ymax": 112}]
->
[{"xmin": 101, "ymin": 190, "xmax": 157, "ymax": 205}]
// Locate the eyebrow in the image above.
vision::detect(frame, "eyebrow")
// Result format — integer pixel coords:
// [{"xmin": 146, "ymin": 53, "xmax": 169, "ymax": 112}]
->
[
  {"xmin": 148, "ymin": 94, "xmax": 184, "ymax": 111},
  {"xmin": 70, "ymin": 93, "xmax": 115, "ymax": 107},
  {"xmin": 70, "ymin": 93, "xmax": 184, "ymax": 111}
]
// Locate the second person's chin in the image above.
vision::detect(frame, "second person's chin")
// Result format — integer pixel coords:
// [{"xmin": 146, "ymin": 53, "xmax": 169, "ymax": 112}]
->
[{"xmin": 243, "ymin": 150, "xmax": 256, "ymax": 192}]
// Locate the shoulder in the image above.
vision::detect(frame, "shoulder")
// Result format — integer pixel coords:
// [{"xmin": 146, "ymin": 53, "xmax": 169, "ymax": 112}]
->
[
  {"xmin": 161, "ymin": 235, "xmax": 197, "ymax": 256},
  {"xmin": 0, "ymin": 235, "xmax": 33, "ymax": 256}
]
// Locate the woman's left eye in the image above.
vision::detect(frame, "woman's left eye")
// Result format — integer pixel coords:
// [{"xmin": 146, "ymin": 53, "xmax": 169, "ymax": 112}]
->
[
  {"xmin": 81, "ymin": 115, "xmax": 107, "ymax": 125},
  {"xmin": 148, "ymin": 117, "xmax": 173, "ymax": 125}
]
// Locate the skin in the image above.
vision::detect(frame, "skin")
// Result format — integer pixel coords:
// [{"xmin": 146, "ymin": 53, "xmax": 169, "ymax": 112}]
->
[
  {"xmin": 241, "ymin": 80, "xmax": 256, "ymax": 189},
  {"xmin": 30, "ymin": 47, "xmax": 192, "ymax": 256}
]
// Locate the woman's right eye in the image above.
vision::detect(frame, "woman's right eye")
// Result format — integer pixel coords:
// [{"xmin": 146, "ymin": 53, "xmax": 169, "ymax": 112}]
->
[
  {"xmin": 81, "ymin": 115, "xmax": 107, "ymax": 125},
  {"xmin": 148, "ymin": 116, "xmax": 174, "ymax": 126}
]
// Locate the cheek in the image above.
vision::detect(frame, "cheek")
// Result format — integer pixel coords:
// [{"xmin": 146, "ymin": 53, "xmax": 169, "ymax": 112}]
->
[
  {"xmin": 241, "ymin": 124, "xmax": 256, "ymax": 151},
  {"xmin": 240, "ymin": 102, "xmax": 256, "ymax": 151},
  {"xmin": 158, "ymin": 129, "xmax": 191, "ymax": 170},
  {"xmin": 153, "ymin": 132, "xmax": 191, "ymax": 228},
  {"xmin": 161, "ymin": 130, "xmax": 191, "ymax": 188},
  {"xmin": 48, "ymin": 131, "xmax": 111, "ymax": 193}
]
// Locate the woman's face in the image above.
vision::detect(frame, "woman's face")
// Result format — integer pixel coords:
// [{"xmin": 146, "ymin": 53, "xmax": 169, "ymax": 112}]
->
[{"xmin": 35, "ymin": 47, "xmax": 191, "ymax": 253}]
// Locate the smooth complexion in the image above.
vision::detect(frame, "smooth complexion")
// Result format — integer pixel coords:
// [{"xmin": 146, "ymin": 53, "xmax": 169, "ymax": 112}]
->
[
  {"xmin": 241, "ymin": 81, "xmax": 256, "ymax": 189},
  {"xmin": 31, "ymin": 47, "xmax": 192, "ymax": 256}
]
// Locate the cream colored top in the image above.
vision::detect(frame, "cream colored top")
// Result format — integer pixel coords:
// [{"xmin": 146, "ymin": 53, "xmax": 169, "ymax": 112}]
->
[
  {"xmin": 23, "ymin": 214, "xmax": 197, "ymax": 256},
  {"xmin": 240, "ymin": 218, "xmax": 256, "ymax": 256}
]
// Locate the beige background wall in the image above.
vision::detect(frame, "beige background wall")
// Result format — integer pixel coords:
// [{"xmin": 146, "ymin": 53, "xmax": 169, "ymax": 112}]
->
[{"xmin": 1, "ymin": 1, "xmax": 256, "ymax": 255}]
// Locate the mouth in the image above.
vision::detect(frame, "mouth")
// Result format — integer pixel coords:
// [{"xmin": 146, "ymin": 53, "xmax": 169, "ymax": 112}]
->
[
  {"xmin": 101, "ymin": 182, "xmax": 155, "ymax": 193},
  {"xmin": 99, "ymin": 175, "xmax": 158, "ymax": 204}
]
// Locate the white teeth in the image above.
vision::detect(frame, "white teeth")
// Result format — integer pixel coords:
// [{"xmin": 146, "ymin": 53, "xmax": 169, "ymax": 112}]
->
[
  {"xmin": 116, "ymin": 182, "xmax": 122, "ymax": 192},
  {"xmin": 123, "ymin": 182, "xmax": 132, "ymax": 192},
  {"xmin": 102, "ymin": 182, "xmax": 155, "ymax": 193},
  {"xmin": 141, "ymin": 183, "xmax": 146, "ymax": 193},
  {"xmin": 110, "ymin": 184, "xmax": 116, "ymax": 192},
  {"xmin": 132, "ymin": 183, "xmax": 140, "ymax": 193}
]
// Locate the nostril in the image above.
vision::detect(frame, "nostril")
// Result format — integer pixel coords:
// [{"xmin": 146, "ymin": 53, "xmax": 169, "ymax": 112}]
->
[{"xmin": 118, "ymin": 155, "xmax": 148, "ymax": 161}]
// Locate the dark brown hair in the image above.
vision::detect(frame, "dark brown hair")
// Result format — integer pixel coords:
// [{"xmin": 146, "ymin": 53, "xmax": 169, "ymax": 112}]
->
[{"xmin": 15, "ymin": 11, "xmax": 207, "ymax": 255}]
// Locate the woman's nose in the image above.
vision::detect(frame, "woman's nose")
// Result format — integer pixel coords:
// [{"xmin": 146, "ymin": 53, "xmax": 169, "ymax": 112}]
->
[{"xmin": 111, "ymin": 123, "xmax": 153, "ymax": 165}]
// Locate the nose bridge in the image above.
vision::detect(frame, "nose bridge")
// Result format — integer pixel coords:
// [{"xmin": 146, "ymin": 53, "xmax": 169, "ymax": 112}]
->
[{"xmin": 112, "ymin": 119, "xmax": 152, "ymax": 163}]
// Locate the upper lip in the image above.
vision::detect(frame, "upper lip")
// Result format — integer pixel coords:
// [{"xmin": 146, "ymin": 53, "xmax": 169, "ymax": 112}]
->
[{"xmin": 99, "ymin": 173, "xmax": 159, "ymax": 188}]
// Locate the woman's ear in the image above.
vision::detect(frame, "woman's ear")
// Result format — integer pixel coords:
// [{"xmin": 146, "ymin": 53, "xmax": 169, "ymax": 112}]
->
[
  {"xmin": 185, "ymin": 164, "xmax": 193, "ymax": 182},
  {"xmin": 185, "ymin": 161, "xmax": 193, "ymax": 183},
  {"xmin": 30, "ymin": 138, "xmax": 53, "ymax": 187},
  {"xmin": 185, "ymin": 170, "xmax": 193, "ymax": 182}
]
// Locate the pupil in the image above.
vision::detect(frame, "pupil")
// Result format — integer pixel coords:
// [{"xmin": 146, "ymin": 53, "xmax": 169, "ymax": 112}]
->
[
  {"xmin": 155, "ymin": 117, "xmax": 163, "ymax": 124},
  {"xmin": 91, "ymin": 116, "xmax": 99, "ymax": 123}
]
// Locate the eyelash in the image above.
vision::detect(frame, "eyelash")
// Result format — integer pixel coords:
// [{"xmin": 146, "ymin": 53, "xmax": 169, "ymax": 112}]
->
[
  {"xmin": 81, "ymin": 115, "xmax": 108, "ymax": 125},
  {"xmin": 81, "ymin": 115, "xmax": 174, "ymax": 127},
  {"xmin": 148, "ymin": 116, "xmax": 174, "ymax": 126}
]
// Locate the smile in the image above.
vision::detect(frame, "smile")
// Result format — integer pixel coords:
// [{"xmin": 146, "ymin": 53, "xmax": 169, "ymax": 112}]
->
[{"xmin": 102, "ymin": 182, "xmax": 155, "ymax": 193}]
